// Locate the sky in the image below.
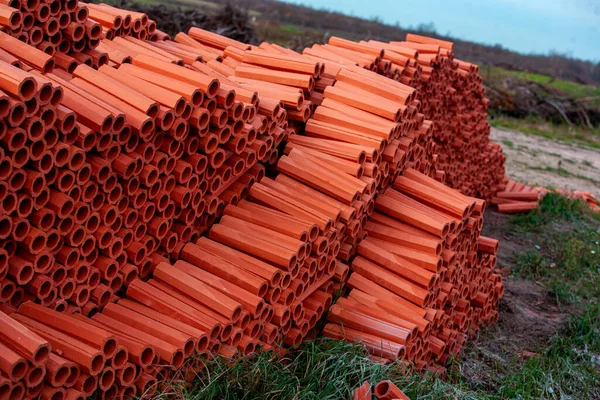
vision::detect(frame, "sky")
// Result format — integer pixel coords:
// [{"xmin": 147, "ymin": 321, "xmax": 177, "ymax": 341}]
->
[{"xmin": 281, "ymin": 0, "xmax": 600, "ymax": 62}]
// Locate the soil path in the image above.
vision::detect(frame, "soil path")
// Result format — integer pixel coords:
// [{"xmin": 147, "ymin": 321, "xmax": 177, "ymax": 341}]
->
[
  {"xmin": 491, "ymin": 127, "xmax": 600, "ymax": 197},
  {"xmin": 460, "ymin": 210, "xmax": 571, "ymax": 392}
]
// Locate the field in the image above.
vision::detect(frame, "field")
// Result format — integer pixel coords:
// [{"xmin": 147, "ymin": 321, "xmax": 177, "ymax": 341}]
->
[{"xmin": 482, "ymin": 67, "xmax": 600, "ymax": 100}]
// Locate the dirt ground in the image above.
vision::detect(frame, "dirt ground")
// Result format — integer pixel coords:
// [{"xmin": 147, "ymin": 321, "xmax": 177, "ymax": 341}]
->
[
  {"xmin": 459, "ymin": 210, "xmax": 571, "ymax": 391},
  {"xmin": 491, "ymin": 127, "xmax": 600, "ymax": 198}
]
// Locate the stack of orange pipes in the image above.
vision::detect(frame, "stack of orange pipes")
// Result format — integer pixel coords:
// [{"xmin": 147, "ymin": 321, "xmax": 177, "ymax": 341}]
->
[
  {"xmin": 98, "ymin": 32, "xmax": 287, "ymax": 163},
  {"xmin": 0, "ymin": 30, "xmax": 290, "ymax": 318},
  {"xmin": 81, "ymin": 2, "xmax": 164, "ymax": 42},
  {"xmin": 97, "ymin": 23, "xmax": 502, "ymax": 204},
  {"xmin": 494, "ymin": 178, "xmax": 599, "ymax": 213},
  {"xmin": 0, "ymin": 43, "xmax": 69, "ymax": 311},
  {"xmin": 2, "ymin": 296, "xmax": 214, "ymax": 399},
  {"xmin": 1, "ymin": 305, "xmax": 147, "ymax": 399},
  {"xmin": 492, "ymin": 178, "xmax": 541, "ymax": 213},
  {"xmin": 0, "ymin": 309, "xmax": 58, "ymax": 400},
  {"xmin": 196, "ymin": 30, "xmax": 504, "ymax": 200},
  {"xmin": 0, "ymin": 4, "xmax": 514, "ymax": 397},
  {"xmin": 301, "ymin": 34, "xmax": 506, "ymax": 200},
  {"xmin": 323, "ymin": 169, "xmax": 503, "ymax": 372},
  {"xmin": 184, "ymin": 32, "xmax": 427, "ymax": 204},
  {"xmin": 198, "ymin": 31, "xmax": 440, "ymax": 261},
  {"xmin": 179, "ymin": 26, "xmax": 504, "ymax": 372},
  {"xmin": 0, "ymin": 0, "xmax": 105, "ymax": 61}
]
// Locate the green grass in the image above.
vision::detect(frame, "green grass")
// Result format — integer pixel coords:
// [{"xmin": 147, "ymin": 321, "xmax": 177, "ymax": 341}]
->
[
  {"xmin": 582, "ymin": 160, "xmax": 594, "ymax": 167},
  {"xmin": 164, "ymin": 341, "xmax": 481, "ymax": 400},
  {"xmin": 485, "ymin": 67, "xmax": 600, "ymax": 100},
  {"xmin": 511, "ymin": 192, "xmax": 596, "ymax": 232},
  {"xmin": 491, "ymin": 116, "xmax": 600, "ymax": 149},
  {"xmin": 492, "ymin": 305, "xmax": 600, "ymax": 399},
  {"xmin": 511, "ymin": 193, "xmax": 600, "ymax": 303},
  {"xmin": 279, "ymin": 24, "xmax": 302, "ymax": 34}
]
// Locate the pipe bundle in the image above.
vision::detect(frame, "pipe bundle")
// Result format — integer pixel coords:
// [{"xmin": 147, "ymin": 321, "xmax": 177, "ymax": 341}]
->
[
  {"xmin": 0, "ymin": 46, "xmax": 70, "ymax": 311},
  {"xmin": 0, "ymin": 26, "xmax": 292, "ymax": 320},
  {"xmin": 492, "ymin": 178, "xmax": 541, "ymax": 213},
  {"xmin": 323, "ymin": 168, "xmax": 503, "ymax": 372},
  {"xmin": 494, "ymin": 178, "xmax": 599, "ymax": 213},
  {"xmin": 297, "ymin": 35, "xmax": 506, "ymax": 199},
  {"xmin": 0, "ymin": 308, "xmax": 88, "ymax": 399},
  {"xmin": 179, "ymin": 27, "xmax": 505, "ymax": 372},
  {"xmin": 0, "ymin": 0, "xmax": 104, "ymax": 62},
  {"xmin": 81, "ymin": 2, "xmax": 162, "ymax": 42},
  {"xmin": 0, "ymin": 4, "xmax": 515, "ymax": 398}
]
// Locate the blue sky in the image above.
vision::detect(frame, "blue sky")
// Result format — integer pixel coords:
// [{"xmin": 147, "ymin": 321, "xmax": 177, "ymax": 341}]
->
[{"xmin": 280, "ymin": 0, "xmax": 600, "ymax": 62}]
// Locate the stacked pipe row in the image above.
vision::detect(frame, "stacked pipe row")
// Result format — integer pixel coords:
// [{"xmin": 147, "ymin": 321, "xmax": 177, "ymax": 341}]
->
[
  {"xmin": 82, "ymin": 2, "xmax": 166, "ymax": 42},
  {"xmin": 0, "ymin": 44, "xmax": 70, "ymax": 311},
  {"xmin": 398, "ymin": 36, "xmax": 505, "ymax": 199},
  {"xmin": 100, "ymin": 23, "xmax": 503, "ymax": 204},
  {"xmin": 181, "ymin": 28, "xmax": 506, "ymax": 372},
  {"xmin": 217, "ymin": 32, "xmax": 503, "ymax": 199},
  {"xmin": 1, "ymin": 297, "xmax": 202, "ymax": 400},
  {"xmin": 96, "ymin": 29, "xmax": 291, "ymax": 165},
  {"xmin": 323, "ymin": 168, "xmax": 504, "ymax": 373},
  {"xmin": 494, "ymin": 178, "xmax": 600, "ymax": 213},
  {"xmin": 491, "ymin": 178, "xmax": 541, "ymax": 213},
  {"xmin": 197, "ymin": 32, "xmax": 436, "ymax": 208},
  {"xmin": 300, "ymin": 36, "xmax": 437, "ymax": 184},
  {"xmin": 302, "ymin": 34, "xmax": 505, "ymax": 199},
  {"xmin": 0, "ymin": 30, "xmax": 291, "ymax": 318},
  {"xmin": 203, "ymin": 32, "xmax": 451, "ymax": 263},
  {"xmin": 197, "ymin": 141, "xmax": 378, "ymax": 350},
  {"xmin": 0, "ymin": 0, "xmax": 102, "ymax": 60},
  {"xmin": 182, "ymin": 28, "xmax": 325, "ymax": 133},
  {"xmin": 0, "ymin": 309, "xmax": 57, "ymax": 400}
]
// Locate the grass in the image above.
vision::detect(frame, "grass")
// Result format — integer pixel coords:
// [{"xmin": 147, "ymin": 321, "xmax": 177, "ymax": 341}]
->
[
  {"xmin": 491, "ymin": 304, "xmax": 600, "ymax": 399},
  {"xmin": 582, "ymin": 160, "xmax": 594, "ymax": 167},
  {"xmin": 511, "ymin": 192, "xmax": 600, "ymax": 232},
  {"xmin": 162, "ymin": 340, "xmax": 481, "ymax": 399},
  {"xmin": 279, "ymin": 24, "xmax": 302, "ymax": 34},
  {"xmin": 511, "ymin": 193, "xmax": 600, "ymax": 304},
  {"xmin": 484, "ymin": 67, "xmax": 600, "ymax": 100},
  {"xmin": 491, "ymin": 115, "xmax": 600, "ymax": 149}
]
